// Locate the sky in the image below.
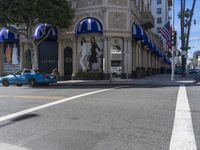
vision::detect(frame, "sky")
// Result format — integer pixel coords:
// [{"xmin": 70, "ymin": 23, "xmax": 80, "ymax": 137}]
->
[{"xmin": 174, "ymin": 0, "xmax": 200, "ymax": 58}]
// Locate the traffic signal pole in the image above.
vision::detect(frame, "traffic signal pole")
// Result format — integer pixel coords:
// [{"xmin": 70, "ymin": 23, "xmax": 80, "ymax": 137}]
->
[{"xmin": 171, "ymin": 0, "xmax": 175, "ymax": 81}]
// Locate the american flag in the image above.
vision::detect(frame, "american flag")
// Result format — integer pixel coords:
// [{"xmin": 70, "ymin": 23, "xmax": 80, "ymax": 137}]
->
[{"xmin": 160, "ymin": 21, "xmax": 172, "ymax": 49}]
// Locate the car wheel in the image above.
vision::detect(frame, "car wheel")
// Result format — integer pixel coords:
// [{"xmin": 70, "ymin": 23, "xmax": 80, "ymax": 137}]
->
[
  {"xmin": 28, "ymin": 79, "xmax": 37, "ymax": 87},
  {"xmin": 112, "ymin": 73, "xmax": 117, "ymax": 78},
  {"xmin": 16, "ymin": 84, "xmax": 23, "ymax": 87},
  {"xmin": 2, "ymin": 80, "xmax": 9, "ymax": 87}
]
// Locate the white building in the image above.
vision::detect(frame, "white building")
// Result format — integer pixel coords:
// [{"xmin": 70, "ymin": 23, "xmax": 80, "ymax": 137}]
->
[{"xmin": 151, "ymin": 0, "xmax": 171, "ymax": 34}]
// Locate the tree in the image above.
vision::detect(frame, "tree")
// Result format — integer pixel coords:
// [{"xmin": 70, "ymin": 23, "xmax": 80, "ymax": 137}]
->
[
  {"xmin": 0, "ymin": 0, "xmax": 74, "ymax": 69},
  {"xmin": 180, "ymin": 0, "xmax": 196, "ymax": 76}
]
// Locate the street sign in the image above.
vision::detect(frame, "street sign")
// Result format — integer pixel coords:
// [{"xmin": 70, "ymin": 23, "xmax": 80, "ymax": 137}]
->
[{"xmin": 181, "ymin": 51, "xmax": 187, "ymax": 55}]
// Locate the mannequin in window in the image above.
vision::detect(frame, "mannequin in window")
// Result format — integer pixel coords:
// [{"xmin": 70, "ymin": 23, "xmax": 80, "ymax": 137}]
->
[
  {"xmin": 6, "ymin": 44, "xmax": 12, "ymax": 64},
  {"xmin": 80, "ymin": 37, "xmax": 87, "ymax": 71},
  {"xmin": 12, "ymin": 43, "xmax": 19, "ymax": 68},
  {"xmin": 86, "ymin": 36, "xmax": 101, "ymax": 71}
]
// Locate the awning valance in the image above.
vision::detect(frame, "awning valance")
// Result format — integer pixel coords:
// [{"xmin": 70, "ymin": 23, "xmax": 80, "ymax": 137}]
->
[
  {"xmin": 33, "ymin": 23, "xmax": 58, "ymax": 40},
  {"xmin": 0, "ymin": 28, "xmax": 19, "ymax": 43},
  {"xmin": 132, "ymin": 23, "xmax": 144, "ymax": 40},
  {"xmin": 76, "ymin": 17, "xmax": 103, "ymax": 35}
]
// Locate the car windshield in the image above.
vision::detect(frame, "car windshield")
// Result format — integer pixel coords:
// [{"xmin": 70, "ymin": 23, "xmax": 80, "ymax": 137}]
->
[
  {"xmin": 34, "ymin": 70, "xmax": 47, "ymax": 74},
  {"xmin": 14, "ymin": 70, "xmax": 23, "ymax": 75}
]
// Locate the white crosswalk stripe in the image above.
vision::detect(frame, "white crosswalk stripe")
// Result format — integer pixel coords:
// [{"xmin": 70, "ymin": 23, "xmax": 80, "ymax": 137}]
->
[{"xmin": 169, "ymin": 85, "xmax": 197, "ymax": 150}]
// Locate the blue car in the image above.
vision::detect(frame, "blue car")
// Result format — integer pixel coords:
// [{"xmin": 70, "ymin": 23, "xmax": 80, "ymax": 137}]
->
[{"xmin": 0, "ymin": 69, "xmax": 57, "ymax": 87}]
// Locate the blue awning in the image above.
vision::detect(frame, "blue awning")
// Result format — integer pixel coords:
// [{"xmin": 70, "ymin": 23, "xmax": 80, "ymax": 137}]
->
[
  {"xmin": 132, "ymin": 23, "xmax": 144, "ymax": 40},
  {"xmin": 33, "ymin": 23, "xmax": 58, "ymax": 40},
  {"xmin": 151, "ymin": 43, "xmax": 157, "ymax": 54},
  {"xmin": 141, "ymin": 33, "xmax": 148, "ymax": 45},
  {"xmin": 164, "ymin": 55, "xmax": 171, "ymax": 65},
  {"xmin": 76, "ymin": 17, "xmax": 103, "ymax": 35},
  {"xmin": 0, "ymin": 28, "xmax": 19, "ymax": 43}
]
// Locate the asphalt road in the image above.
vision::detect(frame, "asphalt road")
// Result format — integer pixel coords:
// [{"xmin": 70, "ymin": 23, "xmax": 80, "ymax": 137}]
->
[{"xmin": 0, "ymin": 83, "xmax": 199, "ymax": 150}]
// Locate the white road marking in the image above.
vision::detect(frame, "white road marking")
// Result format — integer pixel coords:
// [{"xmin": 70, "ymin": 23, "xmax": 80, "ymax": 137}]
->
[
  {"xmin": 0, "ymin": 86, "xmax": 127, "ymax": 123},
  {"xmin": 169, "ymin": 85, "xmax": 197, "ymax": 150},
  {"xmin": 0, "ymin": 142, "xmax": 30, "ymax": 150}
]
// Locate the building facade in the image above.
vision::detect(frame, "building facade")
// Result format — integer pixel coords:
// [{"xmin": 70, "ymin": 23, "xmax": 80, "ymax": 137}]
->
[{"xmin": 0, "ymin": 0, "xmax": 171, "ymax": 79}]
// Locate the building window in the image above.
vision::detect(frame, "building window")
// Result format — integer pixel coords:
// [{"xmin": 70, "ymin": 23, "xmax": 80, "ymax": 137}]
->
[
  {"xmin": 157, "ymin": 0, "xmax": 161, "ymax": 4},
  {"xmin": 157, "ymin": 8, "xmax": 162, "ymax": 14},
  {"xmin": 157, "ymin": 18, "xmax": 162, "ymax": 24},
  {"xmin": 157, "ymin": 27, "xmax": 161, "ymax": 33}
]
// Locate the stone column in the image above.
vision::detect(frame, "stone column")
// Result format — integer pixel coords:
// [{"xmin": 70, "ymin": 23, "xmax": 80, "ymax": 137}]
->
[
  {"xmin": 123, "ymin": 37, "xmax": 128, "ymax": 78},
  {"xmin": 107, "ymin": 37, "xmax": 111, "ymax": 78},
  {"xmin": 0, "ymin": 44, "xmax": 4, "ymax": 76},
  {"xmin": 138, "ymin": 45, "xmax": 141, "ymax": 67},
  {"xmin": 132, "ymin": 42, "xmax": 136, "ymax": 71},
  {"xmin": 72, "ymin": 38, "xmax": 78, "ymax": 79},
  {"xmin": 127, "ymin": 38, "xmax": 132, "ymax": 75},
  {"xmin": 19, "ymin": 42, "xmax": 24, "ymax": 69},
  {"xmin": 103, "ymin": 37, "xmax": 108, "ymax": 77},
  {"xmin": 58, "ymin": 39, "xmax": 64, "ymax": 78}
]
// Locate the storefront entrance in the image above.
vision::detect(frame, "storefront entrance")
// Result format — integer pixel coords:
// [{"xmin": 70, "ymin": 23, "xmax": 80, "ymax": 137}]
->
[
  {"xmin": 38, "ymin": 41, "xmax": 58, "ymax": 73},
  {"xmin": 64, "ymin": 47, "xmax": 73, "ymax": 79}
]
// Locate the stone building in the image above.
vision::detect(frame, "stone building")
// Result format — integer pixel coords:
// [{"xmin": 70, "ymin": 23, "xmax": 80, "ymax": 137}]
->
[{"xmin": 0, "ymin": 0, "xmax": 171, "ymax": 79}]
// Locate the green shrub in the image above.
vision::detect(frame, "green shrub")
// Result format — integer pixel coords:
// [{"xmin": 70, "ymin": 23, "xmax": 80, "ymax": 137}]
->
[{"xmin": 76, "ymin": 71, "xmax": 102, "ymax": 80}]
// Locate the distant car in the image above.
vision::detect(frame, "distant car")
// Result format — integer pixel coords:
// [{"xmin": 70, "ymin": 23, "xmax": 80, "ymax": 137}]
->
[
  {"xmin": 175, "ymin": 66, "xmax": 182, "ymax": 74},
  {"xmin": 188, "ymin": 68, "xmax": 199, "ymax": 74},
  {"xmin": 111, "ymin": 66, "xmax": 122, "ymax": 77},
  {"xmin": 0, "ymin": 69, "xmax": 57, "ymax": 87}
]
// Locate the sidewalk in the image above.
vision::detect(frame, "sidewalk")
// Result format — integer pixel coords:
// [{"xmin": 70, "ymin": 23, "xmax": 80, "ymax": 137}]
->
[
  {"xmin": 0, "ymin": 74, "xmax": 196, "ymax": 87},
  {"xmin": 57, "ymin": 74, "xmax": 196, "ymax": 86}
]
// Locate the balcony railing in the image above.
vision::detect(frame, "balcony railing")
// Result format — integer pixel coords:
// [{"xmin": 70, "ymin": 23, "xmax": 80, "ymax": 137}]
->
[{"xmin": 140, "ymin": 5, "xmax": 154, "ymax": 29}]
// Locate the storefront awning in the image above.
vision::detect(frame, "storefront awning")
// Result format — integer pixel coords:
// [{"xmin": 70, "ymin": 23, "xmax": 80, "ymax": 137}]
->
[
  {"xmin": 132, "ymin": 23, "xmax": 144, "ymax": 41},
  {"xmin": 33, "ymin": 23, "xmax": 58, "ymax": 40},
  {"xmin": 0, "ymin": 28, "xmax": 19, "ymax": 43},
  {"xmin": 142, "ymin": 33, "xmax": 154, "ymax": 52},
  {"xmin": 76, "ymin": 17, "xmax": 103, "ymax": 35}
]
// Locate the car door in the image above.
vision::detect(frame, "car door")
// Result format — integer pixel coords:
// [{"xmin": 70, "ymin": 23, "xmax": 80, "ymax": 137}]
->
[{"xmin": 11, "ymin": 70, "xmax": 24, "ymax": 84}]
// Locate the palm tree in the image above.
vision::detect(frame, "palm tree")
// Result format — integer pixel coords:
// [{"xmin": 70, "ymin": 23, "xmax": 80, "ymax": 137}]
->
[{"xmin": 180, "ymin": 0, "xmax": 196, "ymax": 76}]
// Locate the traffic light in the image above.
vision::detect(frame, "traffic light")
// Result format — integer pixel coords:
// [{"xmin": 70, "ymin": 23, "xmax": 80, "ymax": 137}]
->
[{"xmin": 171, "ymin": 31, "xmax": 177, "ymax": 46}]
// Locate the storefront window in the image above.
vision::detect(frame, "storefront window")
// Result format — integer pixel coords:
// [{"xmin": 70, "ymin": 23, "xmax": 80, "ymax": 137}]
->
[{"xmin": 79, "ymin": 36, "xmax": 103, "ymax": 72}]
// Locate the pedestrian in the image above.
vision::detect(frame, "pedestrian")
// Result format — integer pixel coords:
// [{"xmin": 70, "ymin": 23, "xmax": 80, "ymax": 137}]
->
[{"xmin": 51, "ymin": 68, "xmax": 60, "ymax": 80}]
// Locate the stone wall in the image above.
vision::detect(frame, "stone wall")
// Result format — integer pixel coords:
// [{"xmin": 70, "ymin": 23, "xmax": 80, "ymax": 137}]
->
[
  {"xmin": 107, "ymin": 0, "xmax": 128, "ymax": 7},
  {"xmin": 74, "ymin": 0, "xmax": 103, "ymax": 8},
  {"xmin": 108, "ymin": 12, "xmax": 127, "ymax": 30}
]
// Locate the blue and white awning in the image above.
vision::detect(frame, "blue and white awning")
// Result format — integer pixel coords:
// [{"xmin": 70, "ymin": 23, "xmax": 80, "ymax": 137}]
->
[
  {"xmin": 132, "ymin": 23, "xmax": 144, "ymax": 40},
  {"xmin": 33, "ymin": 23, "xmax": 58, "ymax": 40},
  {"xmin": 76, "ymin": 18, "xmax": 103, "ymax": 35},
  {"xmin": 142, "ymin": 33, "xmax": 154, "ymax": 52},
  {"xmin": 0, "ymin": 28, "xmax": 19, "ymax": 43}
]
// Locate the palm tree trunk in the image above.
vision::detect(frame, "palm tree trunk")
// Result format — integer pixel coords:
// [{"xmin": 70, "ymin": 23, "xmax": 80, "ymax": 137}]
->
[
  {"xmin": 181, "ymin": 0, "xmax": 186, "ymax": 76},
  {"xmin": 181, "ymin": 0, "xmax": 196, "ymax": 76}
]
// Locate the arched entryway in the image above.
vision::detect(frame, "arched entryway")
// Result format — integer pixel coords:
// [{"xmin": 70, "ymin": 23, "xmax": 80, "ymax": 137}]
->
[
  {"xmin": 38, "ymin": 40, "xmax": 58, "ymax": 73},
  {"xmin": 0, "ymin": 28, "xmax": 20, "ymax": 74},
  {"xmin": 64, "ymin": 47, "xmax": 73, "ymax": 79},
  {"xmin": 34, "ymin": 23, "xmax": 58, "ymax": 73},
  {"xmin": 75, "ymin": 17, "xmax": 104, "ymax": 79}
]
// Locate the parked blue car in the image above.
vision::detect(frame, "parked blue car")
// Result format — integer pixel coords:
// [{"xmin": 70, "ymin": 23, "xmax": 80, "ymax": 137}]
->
[{"xmin": 0, "ymin": 69, "xmax": 57, "ymax": 87}]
